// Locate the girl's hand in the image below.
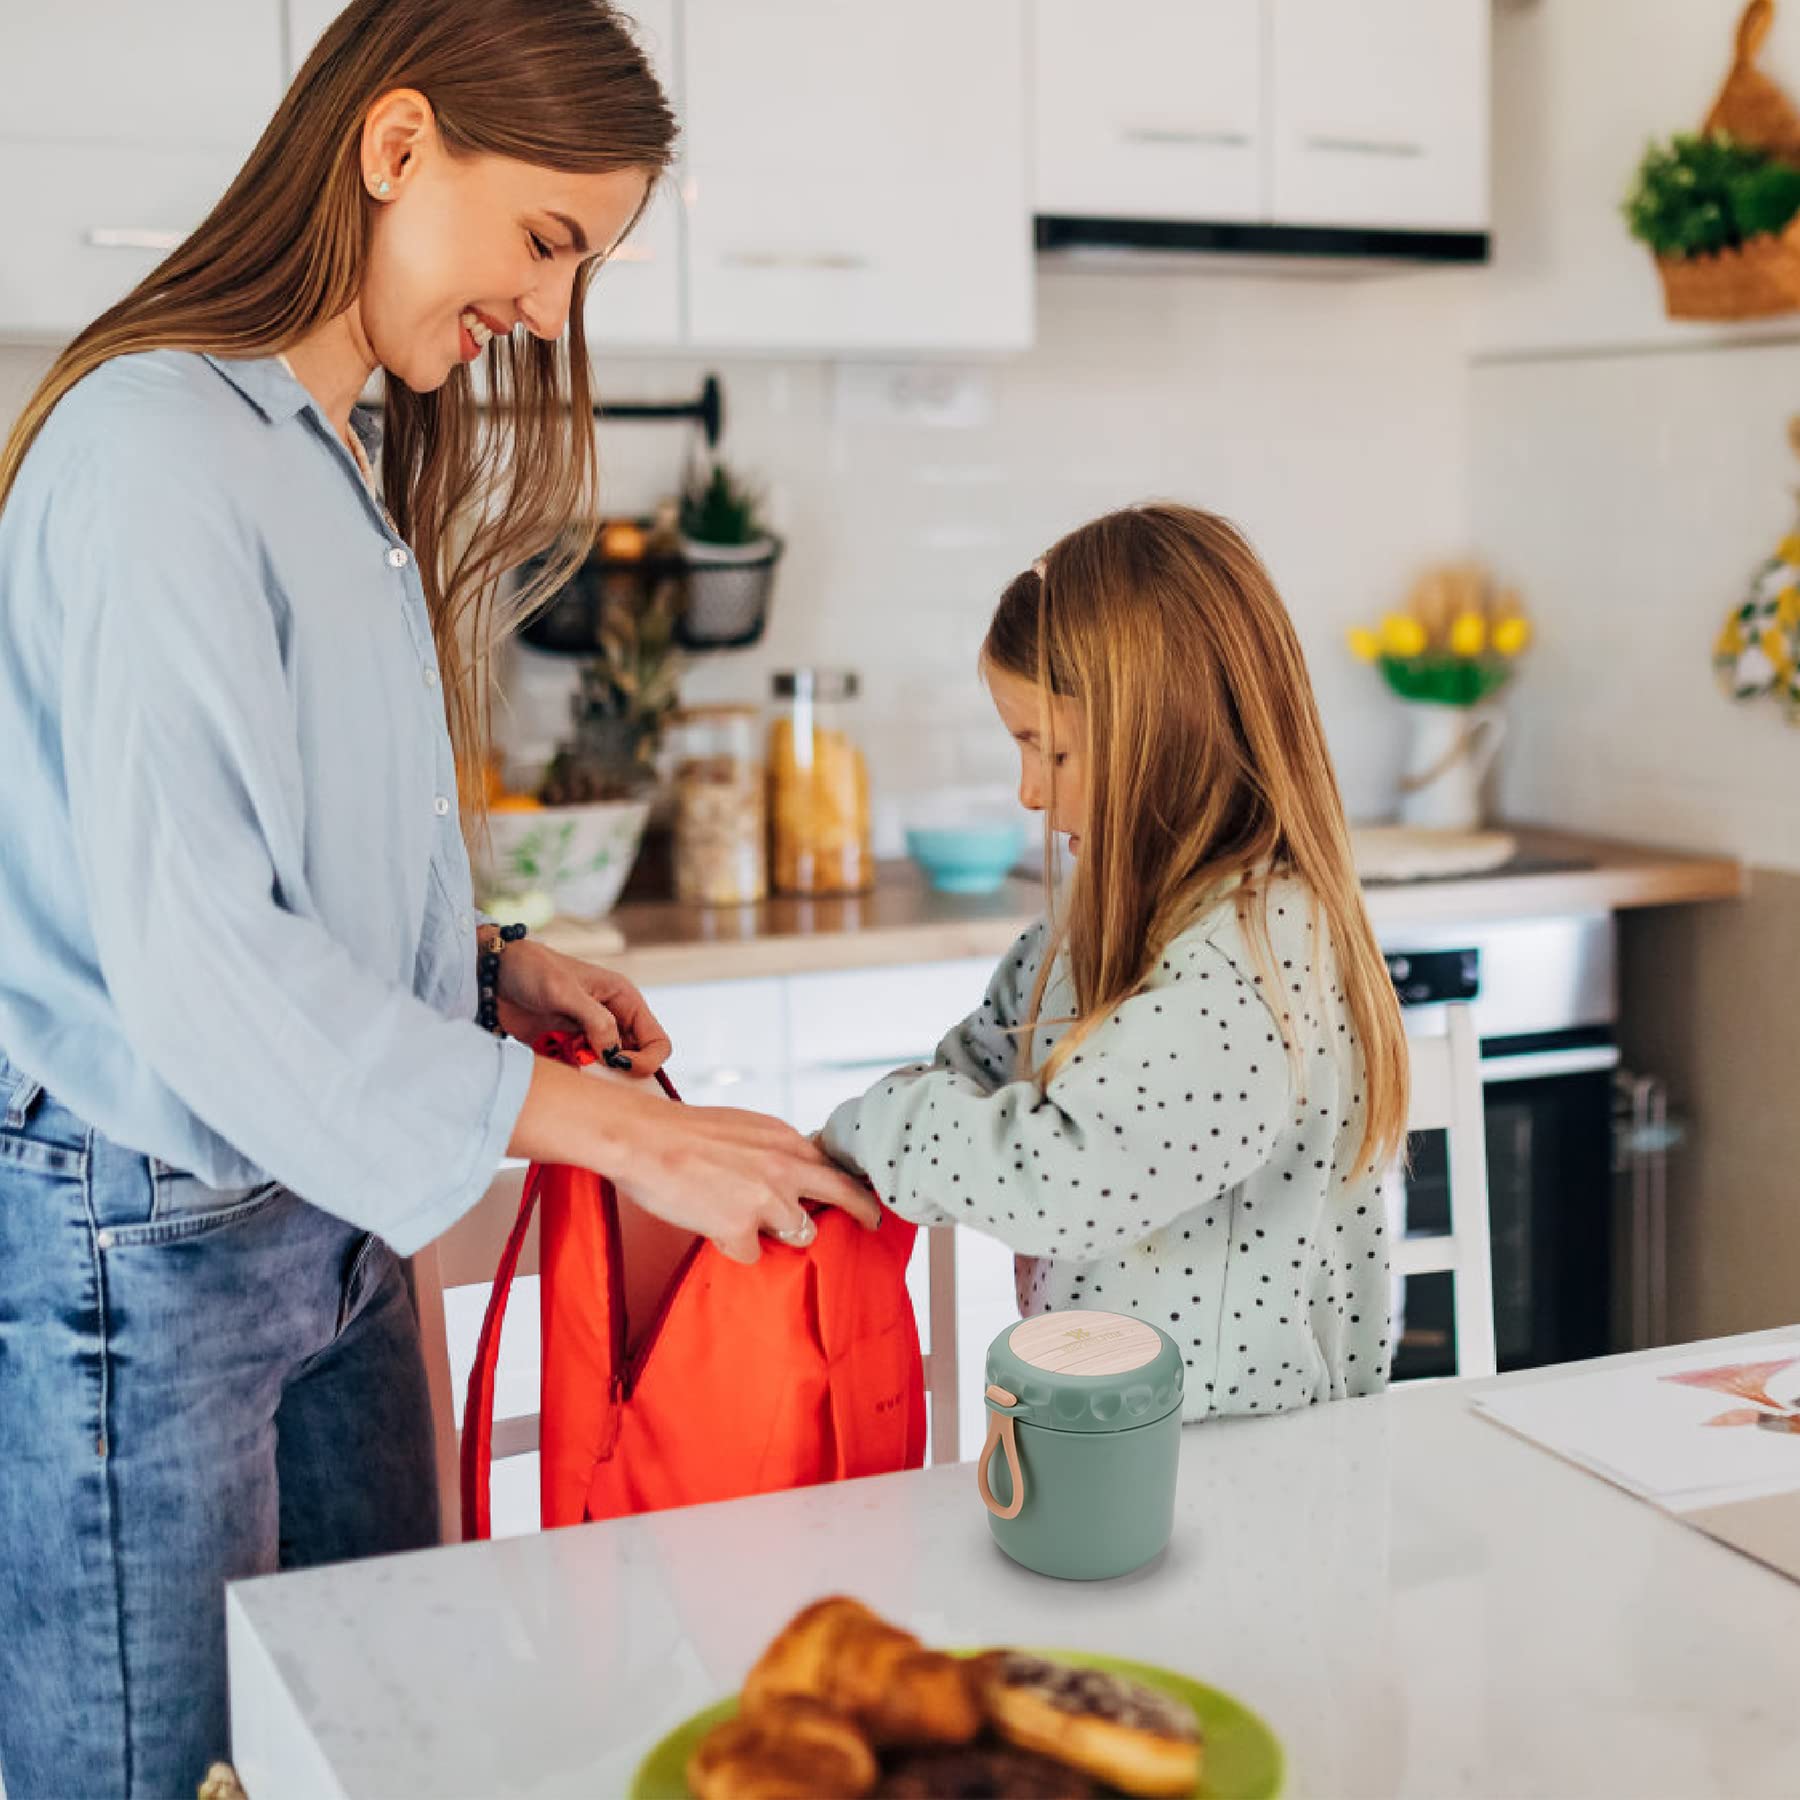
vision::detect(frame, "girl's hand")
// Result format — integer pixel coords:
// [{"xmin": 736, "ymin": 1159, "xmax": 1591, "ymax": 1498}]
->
[{"xmin": 492, "ymin": 938, "xmax": 672, "ymax": 1075}]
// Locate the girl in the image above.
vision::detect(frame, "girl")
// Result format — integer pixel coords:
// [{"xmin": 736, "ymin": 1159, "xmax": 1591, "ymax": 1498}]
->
[
  {"xmin": 823, "ymin": 504, "xmax": 1408, "ymax": 1418},
  {"xmin": 0, "ymin": 4, "xmax": 873, "ymax": 1792}
]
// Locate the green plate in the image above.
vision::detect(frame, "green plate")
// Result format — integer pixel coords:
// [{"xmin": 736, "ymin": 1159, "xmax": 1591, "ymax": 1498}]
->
[{"xmin": 630, "ymin": 1648, "xmax": 1284, "ymax": 1799}]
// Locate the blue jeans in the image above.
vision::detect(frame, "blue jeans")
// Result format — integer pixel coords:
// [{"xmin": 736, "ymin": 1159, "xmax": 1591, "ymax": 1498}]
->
[{"xmin": 0, "ymin": 1055, "xmax": 440, "ymax": 1799}]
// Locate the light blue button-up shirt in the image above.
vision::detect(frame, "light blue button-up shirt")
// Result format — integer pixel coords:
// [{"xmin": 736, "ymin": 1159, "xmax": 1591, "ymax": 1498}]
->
[{"xmin": 0, "ymin": 350, "xmax": 534, "ymax": 1255}]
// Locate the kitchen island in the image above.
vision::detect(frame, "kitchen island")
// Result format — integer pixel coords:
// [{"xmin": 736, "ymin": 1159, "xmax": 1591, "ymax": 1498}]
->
[
  {"xmin": 540, "ymin": 826, "xmax": 1744, "ymax": 987},
  {"xmin": 226, "ymin": 1330, "xmax": 1800, "ymax": 1799}
]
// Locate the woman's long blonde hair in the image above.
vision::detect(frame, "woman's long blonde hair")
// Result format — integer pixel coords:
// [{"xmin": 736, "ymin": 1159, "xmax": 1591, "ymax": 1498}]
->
[
  {"xmin": 984, "ymin": 503, "xmax": 1408, "ymax": 1176},
  {"xmin": 0, "ymin": 0, "xmax": 674, "ymax": 821}
]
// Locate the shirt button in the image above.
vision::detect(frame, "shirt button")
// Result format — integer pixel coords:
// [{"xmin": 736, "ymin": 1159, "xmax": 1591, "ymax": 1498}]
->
[
  {"xmin": 423, "ymin": 667, "xmax": 439, "ymax": 689},
  {"xmin": 387, "ymin": 547, "xmax": 409, "ymax": 569},
  {"xmin": 433, "ymin": 795, "xmax": 451, "ymax": 817},
  {"xmin": 96, "ymin": 1230, "xmax": 115, "ymax": 1251}
]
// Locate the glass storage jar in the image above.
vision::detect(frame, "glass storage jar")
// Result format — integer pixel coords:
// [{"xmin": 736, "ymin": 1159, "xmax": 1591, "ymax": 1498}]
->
[
  {"xmin": 669, "ymin": 705, "xmax": 767, "ymax": 906},
  {"xmin": 767, "ymin": 669, "xmax": 873, "ymax": 897}
]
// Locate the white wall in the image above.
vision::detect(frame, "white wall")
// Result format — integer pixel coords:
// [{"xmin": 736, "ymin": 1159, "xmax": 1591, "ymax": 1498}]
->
[
  {"xmin": 1475, "ymin": 0, "xmax": 1800, "ymax": 871},
  {"xmin": 2, "ymin": 262, "xmax": 1477, "ymax": 829}
]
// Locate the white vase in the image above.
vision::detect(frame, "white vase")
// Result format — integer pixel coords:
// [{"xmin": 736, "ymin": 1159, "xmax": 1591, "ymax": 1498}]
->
[{"xmin": 1397, "ymin": 702, "xmax": 1507, "ymax": 831}]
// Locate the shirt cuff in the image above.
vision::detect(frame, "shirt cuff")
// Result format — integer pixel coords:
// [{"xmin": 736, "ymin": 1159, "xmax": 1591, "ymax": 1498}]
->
[{"xmin": 381, "ymin": 1033, "xmax": 536, "ymax": 1257}]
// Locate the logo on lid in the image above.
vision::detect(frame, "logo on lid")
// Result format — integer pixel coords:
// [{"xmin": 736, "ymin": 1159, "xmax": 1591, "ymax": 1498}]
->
[{"xmin": 1008, "ymin": 1310, "xmax": 1162, "ymax": 1377}]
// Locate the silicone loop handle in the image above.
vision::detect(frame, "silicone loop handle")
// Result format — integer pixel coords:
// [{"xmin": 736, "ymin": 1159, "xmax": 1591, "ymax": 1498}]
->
[{"xmin": 977, "ymin": 1385, "xmax": 1026, "ymax": 1521}]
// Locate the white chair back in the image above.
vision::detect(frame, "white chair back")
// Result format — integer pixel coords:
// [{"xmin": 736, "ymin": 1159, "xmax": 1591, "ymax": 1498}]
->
[{"xmin": 1395, "ymin": 1003, "xmax": 1496, "ymax": 1380}]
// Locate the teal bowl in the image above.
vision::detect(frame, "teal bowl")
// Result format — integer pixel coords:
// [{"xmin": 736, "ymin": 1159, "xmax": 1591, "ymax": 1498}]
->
[{"xmin": 905, "ymin": 822, "xmax": 1027, "ymax": 894}]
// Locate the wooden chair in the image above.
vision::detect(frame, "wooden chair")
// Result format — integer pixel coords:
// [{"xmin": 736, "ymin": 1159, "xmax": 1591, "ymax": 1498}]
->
[
  {"xmin": 413, "ymin": 1174, "xmax": 963, "ymax": 1543},
  {"xmin": 1395, "ymin": 1003, "xmax": 1497, "ymax": 1380}
]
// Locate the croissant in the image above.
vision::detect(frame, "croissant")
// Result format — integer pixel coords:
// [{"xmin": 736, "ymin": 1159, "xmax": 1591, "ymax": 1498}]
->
[
  {"xmin": 687, "ymin": 1694, "xmax": 878, "ymax": 1800},
  {"xmin": 742, "ymin": 1597, "xmax": 983, "ymax": 1747}
]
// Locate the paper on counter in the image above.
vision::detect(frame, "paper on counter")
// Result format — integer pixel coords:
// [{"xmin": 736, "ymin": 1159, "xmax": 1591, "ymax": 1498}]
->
[{"xmin": 1471, "ymin": 1338, "xmax": 1800, "ymax": 1514}]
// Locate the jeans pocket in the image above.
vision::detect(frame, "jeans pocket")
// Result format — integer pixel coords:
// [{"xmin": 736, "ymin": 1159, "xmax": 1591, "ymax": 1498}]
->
[{"xmin": 113, "ymin": 1164, "xmax": 286, "ymax": 1246}]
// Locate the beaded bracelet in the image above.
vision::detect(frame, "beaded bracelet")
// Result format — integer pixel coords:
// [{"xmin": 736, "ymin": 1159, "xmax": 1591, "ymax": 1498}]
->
[{"xmin": 476, "ymin": 921, "xmax": 528, "ymax": 1036}]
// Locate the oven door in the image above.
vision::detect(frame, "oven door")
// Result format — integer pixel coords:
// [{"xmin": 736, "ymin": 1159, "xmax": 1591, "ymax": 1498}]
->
[{"xmin": 1392, "ymin": 1031, "xmax": 1619, "ymax": 1380}]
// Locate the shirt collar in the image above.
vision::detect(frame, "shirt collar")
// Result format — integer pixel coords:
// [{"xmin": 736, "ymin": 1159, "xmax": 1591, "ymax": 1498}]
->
[{"xmin": 201, "ymin": 352, "xmax": 313, "ymax": 426}]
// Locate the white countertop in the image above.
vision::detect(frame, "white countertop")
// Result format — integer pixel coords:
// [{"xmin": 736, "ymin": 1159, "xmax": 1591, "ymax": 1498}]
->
[{"xmin": 227, "ymin": 1332, "xmax": 1800, "ymax": 1799}]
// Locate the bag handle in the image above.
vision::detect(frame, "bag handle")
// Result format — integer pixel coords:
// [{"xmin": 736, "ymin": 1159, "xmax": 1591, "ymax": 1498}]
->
[
  {"xmin": 460, "ymin": 1160, "xmax": 542, "ymax": 1541},
  {"xmin": 976, "ymin": 1384, "xmax": 1027, "ymax": 1521}
]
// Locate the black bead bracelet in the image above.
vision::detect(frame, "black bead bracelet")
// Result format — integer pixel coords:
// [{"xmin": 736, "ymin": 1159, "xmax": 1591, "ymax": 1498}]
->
[{"xmin": 476, "ymin": 921, "xmax": 528, "ymax": 1036}]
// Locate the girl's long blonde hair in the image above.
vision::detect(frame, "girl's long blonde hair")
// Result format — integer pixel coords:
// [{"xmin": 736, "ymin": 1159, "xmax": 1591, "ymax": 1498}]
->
[
  {"xmin": 984, "ymin": 503, "xmax": 1408, "ymax": 1176},
  {"xmin": 0, "ymin": 0, "xmax": 674, "ymax": 822}
]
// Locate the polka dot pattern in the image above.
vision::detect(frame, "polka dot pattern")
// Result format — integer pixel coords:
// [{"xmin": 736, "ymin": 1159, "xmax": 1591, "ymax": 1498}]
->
[{"xmin": 819, "ymin": 877, "xmax": 1392, "ymax": 1421}]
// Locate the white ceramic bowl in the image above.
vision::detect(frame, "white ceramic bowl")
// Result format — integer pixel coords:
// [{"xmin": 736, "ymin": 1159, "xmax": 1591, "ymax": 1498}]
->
[{"xmin": 475, "ymin": 798, "xmax": 651, "ymax": 921}]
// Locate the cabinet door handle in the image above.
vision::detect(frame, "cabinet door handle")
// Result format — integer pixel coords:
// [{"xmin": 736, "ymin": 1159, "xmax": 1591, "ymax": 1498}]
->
[
  {"xmin": 1304, "ymin": 134, "xmax": 1427, "ymax": 160},
  {"xmin": 1120, "ymin": 126, "xmax": 1253, "ymax": 149},
  {"xmin": 85, "ymin": 227, "xmax": 184, "ymax": 251},
  {"xmin": 721, "ymin": 250, "xmax": 872, "ymax": 272}
]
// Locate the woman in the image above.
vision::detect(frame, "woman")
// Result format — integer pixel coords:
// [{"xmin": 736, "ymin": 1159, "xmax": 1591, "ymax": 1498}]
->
[{"xmin": 0, "ymin": 4, "xmax": 875, "ymax": 1793}]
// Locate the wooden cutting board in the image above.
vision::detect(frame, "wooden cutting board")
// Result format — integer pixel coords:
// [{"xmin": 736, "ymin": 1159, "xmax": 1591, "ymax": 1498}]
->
[{"xmin": 1350, "ymin": 826, "xmax": 1517, "ymax": 883}]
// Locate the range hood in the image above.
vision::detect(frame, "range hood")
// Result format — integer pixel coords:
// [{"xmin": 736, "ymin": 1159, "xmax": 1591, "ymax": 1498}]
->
[{"xmin": 1035, "ymin": 216, "xmax": 1490, "ymax": 271}]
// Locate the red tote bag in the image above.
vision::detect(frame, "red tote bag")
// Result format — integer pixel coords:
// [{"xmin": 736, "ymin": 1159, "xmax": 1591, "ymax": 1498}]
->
[{"xmin": 462, "ymin": 1035, "xmax": 926, "ymax": 1538}]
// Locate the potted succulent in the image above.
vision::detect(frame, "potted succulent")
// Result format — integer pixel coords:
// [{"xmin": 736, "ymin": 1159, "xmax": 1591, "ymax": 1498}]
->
[
  {"xmin": 479, "ymin": 583, "xmax": 683, "ymax": 920},
  {"xmin": 676, "ymin": 459, "xmax": 783, "ymax": 649},
  {"xmin": 1347, "ymin": 565, "xmax": 1533, "ymax": 832}
]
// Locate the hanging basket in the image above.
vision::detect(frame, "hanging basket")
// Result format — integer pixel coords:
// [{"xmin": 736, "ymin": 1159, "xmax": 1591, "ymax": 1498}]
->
[
  {"xmin": 676, "ymin": 535, "xmax": 783, "ymax": 652},
  {"xmin": 1654, "ymin": 0, "xmax": 1800, "ymax": 320}
]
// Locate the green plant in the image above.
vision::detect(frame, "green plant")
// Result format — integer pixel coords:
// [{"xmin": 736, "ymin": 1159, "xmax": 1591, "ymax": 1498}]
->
[
  {"xmin": 1624, "ymin": 131, "xmax": 1800, "ymax": 258},
  {"xmin": 678, "ymin": 459, "xmax": 767, "ymax": 546},
  {"xmin": 538, "ymin": 580, "xmax": 683, "ymax": 802}
]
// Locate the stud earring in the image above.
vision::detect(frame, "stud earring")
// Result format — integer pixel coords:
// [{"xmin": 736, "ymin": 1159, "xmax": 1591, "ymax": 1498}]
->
[{"xmin": 371, "ymin": 175, "xmax": 391, "ymax": 198}]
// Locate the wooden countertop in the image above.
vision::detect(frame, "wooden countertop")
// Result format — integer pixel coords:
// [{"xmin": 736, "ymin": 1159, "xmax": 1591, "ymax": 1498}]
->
[{"xmin": 538, "ymin": 826, "xmax": 1746, "ymax": 987}]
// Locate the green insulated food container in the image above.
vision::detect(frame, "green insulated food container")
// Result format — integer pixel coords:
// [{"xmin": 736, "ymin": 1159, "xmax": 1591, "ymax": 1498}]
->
[{"xmin": 976, "ymin": 1310, "xmax": 1184, "ymax": 1581}]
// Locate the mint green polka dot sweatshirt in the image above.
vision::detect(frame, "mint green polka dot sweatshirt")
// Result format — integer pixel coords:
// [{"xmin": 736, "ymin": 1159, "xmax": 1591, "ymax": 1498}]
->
[{"xmin": 821, "ymin": 876, "xmax": 1393, "ymax": 1420}]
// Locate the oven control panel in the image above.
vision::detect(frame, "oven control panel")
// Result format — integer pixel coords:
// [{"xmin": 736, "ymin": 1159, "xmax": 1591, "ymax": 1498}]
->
[{"xmin": 1384, "ymin": 947, "xmax": 1480, "ymax": 1008}]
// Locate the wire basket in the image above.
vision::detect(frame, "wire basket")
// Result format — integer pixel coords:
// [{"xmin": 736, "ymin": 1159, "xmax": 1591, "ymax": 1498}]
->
[
  {"xmin": 516, "ymin": 542, "xmax": 684, "ymax": 657},
  {"xmin": 676, "ymin": 536, "xmax": 783, "ymax": 652},
  {"xmin": 1657, "ymin": 0, "xmax": 1800, "ymax": 320}
]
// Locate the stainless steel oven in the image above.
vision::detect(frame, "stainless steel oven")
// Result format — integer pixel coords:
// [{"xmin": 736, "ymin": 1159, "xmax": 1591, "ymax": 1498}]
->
[{"xmin": 1379, "ymin": 915, "xmax": 1620, "ymax": 1379}]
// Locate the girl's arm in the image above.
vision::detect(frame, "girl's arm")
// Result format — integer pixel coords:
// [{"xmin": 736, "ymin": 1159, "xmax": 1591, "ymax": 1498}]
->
[{"xmin": 821, "ymin": 933, "xmax": 1292, "ymax": 1258}]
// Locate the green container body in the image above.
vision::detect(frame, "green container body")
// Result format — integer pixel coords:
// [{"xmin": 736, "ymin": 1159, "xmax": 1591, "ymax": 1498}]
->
[{"xmin": 978, "ymin": 1311, "xmax": 1184, "ymax": 1582}]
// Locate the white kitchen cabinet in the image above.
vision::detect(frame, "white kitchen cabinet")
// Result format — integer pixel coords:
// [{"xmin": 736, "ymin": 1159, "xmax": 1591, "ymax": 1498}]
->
[
  {"xmin": 284, "ymin": 0, "xmax": 341, "ymax": 78},
  {"xmin": 680, "ymin": 0, "xmax": 1032, "ymax": 352},
  {"xmin": 2, "ymin": 2, "xmax": 282, "ymax": 150},
  {"xmin": 0, "ymin": 142, "xmax": 253, "ymax": 339},
  {"xmin": 0, "ymin": 1, "xmax": 283, "ymax": 338},
  {"xmin": 1269, "ymin": 0, "xmax": 1490, "ymax": 233},
  {"xmin": 1031, "ymin": 0, "xmax": 1266, "ymax": 223}
]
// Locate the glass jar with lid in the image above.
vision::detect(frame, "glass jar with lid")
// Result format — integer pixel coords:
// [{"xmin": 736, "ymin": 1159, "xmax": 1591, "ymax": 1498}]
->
[
  {"xmin": 669, "ymin": 705, "xmax": 767, "ymax": 907},
  {"xmin": 767, "ymin": 669, "xmax": 874, "ymax": 897}
]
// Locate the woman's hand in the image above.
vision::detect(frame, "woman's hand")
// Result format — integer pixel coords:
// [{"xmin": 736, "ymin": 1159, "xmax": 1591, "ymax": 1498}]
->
[
  {"xmin": 491, "ymin": 937, "xmax": 672, "ymax": 1075},
  {"xmin": 508, "ymin": 1058, "xmax": 883, "ymax": 1265}
]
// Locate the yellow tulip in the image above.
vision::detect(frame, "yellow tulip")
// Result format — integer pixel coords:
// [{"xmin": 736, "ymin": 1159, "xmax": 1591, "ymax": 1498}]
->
[
  {"xmin": 1779, "ymin": 532, "xmax": 1800, "ymax": 566},
  {"xmin": 1716, "ymin": 618, "xmax": 1745, "ymax": 659},
  {"xmin": 1449, "ymin": 612, "xmax": 1487, "ymax": 657},
  {"xmin": 1346, "ymin": 626, "xmax": 1382, "ymax": 663},
  {"xmin": 1380, "ymin": 613, "xmax": 1428, "ymax": 658},
  {"xmin": 1492, "ymin": 616, "xmax": 1532, "ymax": 657}
]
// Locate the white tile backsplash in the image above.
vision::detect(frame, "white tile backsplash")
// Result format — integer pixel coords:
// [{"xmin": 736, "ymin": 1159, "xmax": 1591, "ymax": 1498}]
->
[{"xmin": 1, "ymin": 260, "xmax": 1476, "ymax": 824}]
